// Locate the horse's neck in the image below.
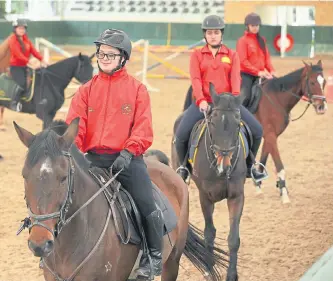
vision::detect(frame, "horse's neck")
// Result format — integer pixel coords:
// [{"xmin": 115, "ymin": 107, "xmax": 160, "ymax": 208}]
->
[
  {"xmin": 275, "ymin": 78, "xmax": 304, "ymax": 113},
  {"xmin": 52, "ymin": 166, "xmax": 109, "ymax": 262},
  {"xmin": 45, "ymin": 57, "xmax": 77, "ymax": 89}
]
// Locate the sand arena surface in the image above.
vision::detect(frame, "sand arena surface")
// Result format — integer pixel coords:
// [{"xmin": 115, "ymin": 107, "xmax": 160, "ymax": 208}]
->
[{"xmin": 0, "ymin": 48, "xmax": 332, "ymax": 281}]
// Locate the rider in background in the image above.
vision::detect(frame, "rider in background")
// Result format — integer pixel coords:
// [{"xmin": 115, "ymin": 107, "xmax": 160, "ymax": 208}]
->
[
  {"xmin": 175, "ymin": 15, "xmax": 268, "ymax": 183},
  {"xmin": 236, "ymin": 13, "xmax": 275, "ymax": 107},
  {"xmin": 8, "ymin": 19, "xmax": 48, "ymax": 112},
  {"xmin": 66, "ymin": 28, "xmax": 163, "ymax": 280}
]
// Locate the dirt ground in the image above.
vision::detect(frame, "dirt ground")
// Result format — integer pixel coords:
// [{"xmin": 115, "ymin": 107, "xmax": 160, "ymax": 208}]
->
[{"xmin": 0, "ymin": 48, "xmax": 333, "ymax": 281}]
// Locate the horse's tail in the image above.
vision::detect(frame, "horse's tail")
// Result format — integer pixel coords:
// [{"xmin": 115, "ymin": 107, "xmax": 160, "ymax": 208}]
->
[
  {"xmin": 184, "ymin": 223, "xmax": 229, "ymax": 281},
  {"xmin": 183, "ymin": 85, "xmax": 193, "ymax": 112},
  {"xmin": 144, "ymin": 149, "xmax": 170, "ymax": 166}
]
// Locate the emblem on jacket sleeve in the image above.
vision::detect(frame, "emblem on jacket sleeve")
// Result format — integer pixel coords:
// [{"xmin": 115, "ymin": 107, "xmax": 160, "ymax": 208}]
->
[{"xmin": 121, "ymin": 103, "xmax": 132, "ymax": 115}]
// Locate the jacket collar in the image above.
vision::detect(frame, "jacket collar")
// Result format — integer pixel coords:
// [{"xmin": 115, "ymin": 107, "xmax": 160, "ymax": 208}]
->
[
  {"xmin": 244, "ymin": 30, "xmax": 257, "ymax": 38},
  {"xmin": 201, "ymin": 44, "xmax": 229, "ymax": 55},
  {"xmin": 98, "ymin": 66, "xmax": 128, "ymax": 81}
]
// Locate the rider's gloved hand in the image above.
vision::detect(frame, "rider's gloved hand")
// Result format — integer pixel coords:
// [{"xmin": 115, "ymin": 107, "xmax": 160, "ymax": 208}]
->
[
  {"xmin": 199, "ymin": 100, "xmax": 209, "ymax": 113},
  {"xmin": 112, "ymin": 149, "xmax": 133, "ymax": 172}
]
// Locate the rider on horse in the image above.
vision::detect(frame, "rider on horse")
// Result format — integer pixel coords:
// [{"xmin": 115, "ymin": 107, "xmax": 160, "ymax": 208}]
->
[
  {"xmin": 8, "ymin": 19, "xmax": 48, "ymax": 112},
  {"xmin": 66, "ymin": 28, "xmax": 163, "ymax": 279},
  {"xmin": 236, "ymin": 13, "xmax": 275, "ymax": 107},
  {"xmin": 175, "ymin": 15, "xmax": 268, "ymax": 183}
]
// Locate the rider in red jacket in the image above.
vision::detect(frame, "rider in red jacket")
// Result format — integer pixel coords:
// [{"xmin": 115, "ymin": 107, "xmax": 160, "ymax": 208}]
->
[
  {"xmin": 236, "ymin": 13, "xmax": 275, "ymax": 107},
  {"xmin": 8, "ymin": 19, "xmax": 47, "ymax": 111},
  {"xmin": 175, "ymin": 15, "xmax": 268, "ymax": 183},
  {"xmin": 66, "ymin": 29, "xmax": 163, "ymax": 279}
]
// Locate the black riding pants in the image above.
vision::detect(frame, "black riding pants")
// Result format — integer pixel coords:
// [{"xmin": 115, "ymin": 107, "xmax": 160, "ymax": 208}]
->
[
  {"xmin": 10, "ymin": 66, "xmax": 26, "ymax": 102},
  {"xmin": 175, "ymin": 103, "xmax": 263, "ymax": 164},
  {"xmin": 10, "ymin": 66, "xmax": 27, "ymax": 90},
  {"xmin": 86, "ymin": 152, "xmax": 157, "ymax": 217},
  {"xmin": 240, "ymin": 72, "xmax": 258, "ymax": 108}
]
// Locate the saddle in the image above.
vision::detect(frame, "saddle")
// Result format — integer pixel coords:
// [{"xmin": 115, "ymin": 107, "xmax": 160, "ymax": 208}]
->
[
  {"xmin": 188, "ymin": 119, "xmax": 253, "ymax": 168},
  {"xmin": 247, "ymin": 79, "xmax": 263, "ymax": 114},
  {"xmin": 88, "ymin": 166, "xmax": 178, "ymax": 246},
  {"xmin": 0, "ymin": 69, "xmax": 35, "ymax": 102}
]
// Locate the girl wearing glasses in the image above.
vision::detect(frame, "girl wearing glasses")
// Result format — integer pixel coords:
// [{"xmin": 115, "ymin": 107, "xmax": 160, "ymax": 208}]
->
[{"xmin": 66, "ymin": 29, "xmax": 163, "ymax": 279}]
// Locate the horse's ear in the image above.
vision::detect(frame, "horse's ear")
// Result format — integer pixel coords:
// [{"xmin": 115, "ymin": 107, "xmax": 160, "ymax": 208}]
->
[
  {"xmin": 13, "ymin": 121, "xmax": 35, "ymax": 148},
  {"xmin": 302, "ymin": 60, "xmax": 309, "ymax": 67},
  {"xmin": 209, "ymin": 82, "xmax": 219, "ymax": 105},
  {"xmin": 78, "ymin": 52, "xmax": 83, "ymax": 60},
  {"xmin": 89, "ymin": 53, "xmax": 95, "ymax": 61},
  {"xmin": 317, "ymin": 60, "xmax": 322, "ymax": 67},
  {"xmin": 302, "ymin": 62, "xmax": 311, "ymax": 77},
  {"xmin": 59, "ymin": 118, "xmax": 80, "ymax": 150}
]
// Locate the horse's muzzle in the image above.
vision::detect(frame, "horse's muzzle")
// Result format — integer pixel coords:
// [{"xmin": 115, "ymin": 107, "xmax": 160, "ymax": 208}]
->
[
  {"xmin": 28, "ymin": 239, "xmax": 54, "ymax": 257},
  {"xmin": 216, "ymin": 153, "xmax": 232, "ymax": 176}
]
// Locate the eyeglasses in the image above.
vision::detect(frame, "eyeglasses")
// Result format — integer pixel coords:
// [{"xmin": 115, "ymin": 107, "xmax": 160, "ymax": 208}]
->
[{"xmin": 96, "ymin": 52, "xmax": 121, "ymax": 60}]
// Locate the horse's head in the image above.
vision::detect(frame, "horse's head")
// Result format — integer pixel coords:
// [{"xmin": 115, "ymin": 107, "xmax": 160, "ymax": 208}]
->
[
  {"xmin": 75, "ymin": 53, "xmax": 94, "ymax": 84},
  {"xmin": 302, "ymin": 60, "xmax": 327, "ymax": 115},
  {"xmin": 207, "ymin": 83, "xmax": 242, "ymax": 176},
  {"xmin": 13, "ymin": 118, "xmax": 80, "ymax": 257}
]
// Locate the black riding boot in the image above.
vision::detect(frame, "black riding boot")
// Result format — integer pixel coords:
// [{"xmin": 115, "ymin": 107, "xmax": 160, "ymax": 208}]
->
[
  {"xmin": 247, "ymin": 137, "xmax": 268, "ymax": 182},
  {"xmin": 136, "ymin": 209, "xmax": 164, "ymax": 279},
  {"xmin": 10, "ymin": 88, "xmax": 24, "ymax": 112},
  {"xmin": 174, "ymin": 138, "xmax": 189, "ymax": 182}
]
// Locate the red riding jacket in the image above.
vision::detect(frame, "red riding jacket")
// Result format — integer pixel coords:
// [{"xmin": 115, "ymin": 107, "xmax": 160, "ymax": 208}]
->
[
  {"xmin": 190, "ymin": 44, "xmax": 241, "ymax": 106},
  {"xmin": 236, "ymin": 31, "xmax": 274, "ymax": 76},
  {"xmin": 8, "ymin": 34, "xmax": 43, "ymax": 66},
  {"xmin": 66, "ymin": 68, "xmax": 153, "ymax": 156}
]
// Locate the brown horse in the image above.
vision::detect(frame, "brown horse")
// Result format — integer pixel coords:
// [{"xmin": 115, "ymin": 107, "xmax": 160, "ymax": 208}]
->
[
  {"xmin": 14, "ymin": 118, "xmax": 229, "ymax": 281},
  {"xmin": 0, "ymin": 36, "xmax": 10, "ymax": 132},
  {"xmin": 183, "ymin": 61, "xmax": 327, "ymax": 204}
]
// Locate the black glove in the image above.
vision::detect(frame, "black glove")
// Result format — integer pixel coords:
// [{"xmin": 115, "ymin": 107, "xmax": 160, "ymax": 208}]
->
[{"xmin": 112, "ymin": 149, "xmax": 133, "ymax": 172}]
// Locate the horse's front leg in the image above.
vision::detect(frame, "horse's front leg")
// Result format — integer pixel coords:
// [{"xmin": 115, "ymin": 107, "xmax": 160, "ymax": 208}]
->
[
  {"xmin": 265, "ymin": 134, "xmax": 289, "ymax": 204},
  {"xmin": 199, "ymin": 189, "xmax": 216, "ymax": 270},
  {"xmin": 253, "ymin": 138, "xmax": 270, "ymax": 194},
  {"xmin": 226, "ymin": 187, "xmax": 244, "ymax": 281},
  {"xmin": 0, "ymin": 106, "xmax": 6, "ymax": 131}
]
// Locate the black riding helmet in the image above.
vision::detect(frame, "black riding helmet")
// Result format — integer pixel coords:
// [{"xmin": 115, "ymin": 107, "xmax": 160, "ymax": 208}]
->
[
  {"xmin": 94, "ymin": 29, "xmax": 132, "ymax": 75},
  {"xmin": 201, "ymin": 15, "xmax": 225, "ymax": 32},
  {"xmin": 201, "ymin": 15, "xmax": 225, "ymax": 49},
  {"xmin": 244, "ymin": 13, "xmax": 262, "ymax": 26},
  {"xmin": 12, "ymin": 19, "xmax": 28, "ymax": 27}
]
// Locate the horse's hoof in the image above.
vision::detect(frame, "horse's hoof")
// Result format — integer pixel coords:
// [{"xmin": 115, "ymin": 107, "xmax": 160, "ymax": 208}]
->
[
  {"xmin": 0, "ymin": 155, "xmax": 3, "ymax": 161},
  {"xmin": 0, "ymin": 125, "xmax": 6, "ymax": 131},
  {"xmin": 226, "ymin": 274, "xmax": 238, "ymax": 281},
  {"xmin": 255, "ymin": 185, "xmax": 263, "ymax": 195},
  {"xmin": 280, "ymin": 187, "xmax": 290, "ymax": 204}
]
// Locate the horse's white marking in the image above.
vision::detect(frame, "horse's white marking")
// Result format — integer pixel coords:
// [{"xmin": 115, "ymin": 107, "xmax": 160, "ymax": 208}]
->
[
  {"xmin": 317, "ymin": 74, "xmax": 324, "ymax": 91},
  {"xmin": 105, "ymin": 261, "xmax": 112, "ymax": 273},
  {"xmin": 217, "ymin": 161, "xmax": 223, "ymax": 174},
  {"xmin": 40, "ymin": 157, "xmax": 53, "ymax": 175},
  {"xmin": 221, "ymin": 114, "xmax": 225, "ymax": 123},
  {"xmin": 277, "ymin": 169, "xmax": 285, "ymax": 180}
]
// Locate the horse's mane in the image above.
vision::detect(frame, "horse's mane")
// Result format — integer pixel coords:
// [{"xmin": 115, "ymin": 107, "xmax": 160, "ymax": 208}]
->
[
  {"xmin": 26, "ymin": 120, "xmax": 69, "ymax": 167},
  {"xmin": 264, "ymin": 65, "xmax": 323, "ymax": 92}
]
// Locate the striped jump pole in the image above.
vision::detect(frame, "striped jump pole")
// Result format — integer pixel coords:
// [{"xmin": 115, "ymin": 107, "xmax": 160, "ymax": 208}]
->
[
  {"xmin": 147, "ymin": 74, "xmax": 189, "ymax": 80},
  {"xmin": 135, "ymin": 39, "xmax": 204, "ymax": 77}
]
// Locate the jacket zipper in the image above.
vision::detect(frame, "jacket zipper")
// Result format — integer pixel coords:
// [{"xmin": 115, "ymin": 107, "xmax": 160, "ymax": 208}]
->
[{"xmin": 99, "ymin": 79, "xmax": 111, "ymax": 148}]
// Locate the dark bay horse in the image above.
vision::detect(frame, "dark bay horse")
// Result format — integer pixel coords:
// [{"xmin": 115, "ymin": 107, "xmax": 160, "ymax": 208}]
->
[
  {"xmin": 183, "ymin": 61, "xmax": 327, "ymax": 204},
  {"xmin": 0, "ymin": 53, "xmax": 94, "ymax": 129},
  {"xmin": 171, "ymin": 85, "xmax": 247, "ymax": 281},
  {"xmin": 13, "ymin": 118, "xmax": 229, "ymax": 281}
]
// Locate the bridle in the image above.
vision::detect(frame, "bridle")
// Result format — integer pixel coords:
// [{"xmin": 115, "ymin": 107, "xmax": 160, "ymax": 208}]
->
[
  {"xmin": 17, "ymin": 151, "xmax": 123, "ymax": 281},
  {"xmin": 203, "ymin": 107, "xmax": 241, "ymax": 178}
]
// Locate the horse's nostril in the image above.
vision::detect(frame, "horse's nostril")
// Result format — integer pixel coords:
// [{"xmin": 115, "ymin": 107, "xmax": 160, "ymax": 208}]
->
[{"xmin": 45, "ymin": 240, "xmax": 54, "ymax": 251}]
